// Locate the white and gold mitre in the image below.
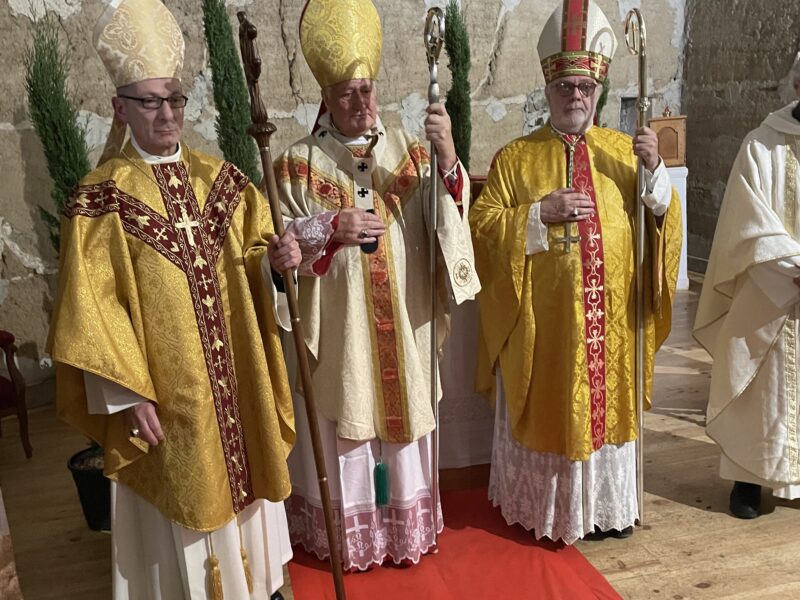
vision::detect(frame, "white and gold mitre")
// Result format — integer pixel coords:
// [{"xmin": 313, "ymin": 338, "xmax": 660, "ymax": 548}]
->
[
  {"xmin": 299, "ymin": 0, "xmax": 382, "ymax": 89},
  {"xmin": 93, "ymin": 0, "xmax": 185, "ymax": 89},
  {"xmin": 537, "ymin": 0, "xmax": 617, "ymax": 84}
]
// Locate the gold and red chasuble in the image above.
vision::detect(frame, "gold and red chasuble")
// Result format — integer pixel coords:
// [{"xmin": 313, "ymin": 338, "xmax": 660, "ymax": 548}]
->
[
  {"xmin": 470, "ymin": 125, "xmax": 682, "ymax": 461},
  {"xmin": 69, "ymin": 161, "xmax": 253, "ymax": 507},
  {"xmin": 49, "ymin": 146, "xmax": 294, "ymax": 531}
]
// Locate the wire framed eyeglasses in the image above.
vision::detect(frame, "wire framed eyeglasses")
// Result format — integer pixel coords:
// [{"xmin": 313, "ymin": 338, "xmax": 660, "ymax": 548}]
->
[{"xmin": 118, "ymin": 94, "xmax": 189, "ymax": 110}]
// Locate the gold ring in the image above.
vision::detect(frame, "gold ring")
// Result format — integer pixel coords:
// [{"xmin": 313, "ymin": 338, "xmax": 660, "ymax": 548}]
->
[
  {"xmin": 358, "ymin": 229, "xmax": 368, "ymax": 239},
  {"xmin": 571, "ymin": 207, "xmax": 579, "ymax": 217},
  {"xmin": 130, "ymin": 428, "xmax": 140, "ymax": 438}
]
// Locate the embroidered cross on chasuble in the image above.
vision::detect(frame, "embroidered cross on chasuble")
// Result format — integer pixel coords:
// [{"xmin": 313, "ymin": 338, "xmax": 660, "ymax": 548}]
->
[
  {"xmin": 49, "ymin": 146, "xmax": 293, "ymax": 531},
  {"xmin": 70, "ymin": 159, "xmax": 253, "ymax": 508},
  {"xmin": 558, "ymin": 132, "xmax": 607, "ymax": 450}
]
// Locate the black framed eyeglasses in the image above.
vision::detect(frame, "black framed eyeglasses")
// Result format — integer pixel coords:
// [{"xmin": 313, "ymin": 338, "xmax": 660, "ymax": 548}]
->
[
  {"xmin": 552, "ymin": 81, "xmax": 597, "ymax": 98},
  {"xmin": 118, "ymin": 94, "xmax": 189, "ymax": 110}
]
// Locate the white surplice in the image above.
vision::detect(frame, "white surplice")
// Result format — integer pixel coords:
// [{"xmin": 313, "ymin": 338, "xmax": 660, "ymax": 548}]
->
[
  {"xmin": 694, "ymin": 101, "xmax": 800, "ymax": 498},
  {"xmin": 489, "ymin": 373, "xmax": 638, "ymax": 544}
]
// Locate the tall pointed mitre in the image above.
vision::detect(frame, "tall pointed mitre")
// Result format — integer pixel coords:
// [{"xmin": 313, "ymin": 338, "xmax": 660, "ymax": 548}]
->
[
  {"xmin": 93, "ymin": 0, "xmax": 185, "ymax": 162},
  {"xmin": 537, "ymin": 0, "xmax": 617, "ymax": 84},
  {"xmin": 299, "ymin": 0, "xmax": 382, "ymax": 89}
]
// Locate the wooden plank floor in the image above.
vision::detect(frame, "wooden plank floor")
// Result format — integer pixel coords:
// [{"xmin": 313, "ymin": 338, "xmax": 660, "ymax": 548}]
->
[
  {"xmin": 576, "ymin": 285, "xmax": 800, "ymax": 599},
  {"xmin": 2, "ymin": 287, "xmax": 800, "ymax": 599}
]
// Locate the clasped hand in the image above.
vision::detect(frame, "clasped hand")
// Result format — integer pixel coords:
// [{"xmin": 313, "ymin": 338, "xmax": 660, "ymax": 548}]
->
[
  {"xmin": 538, "ymin": 189, "xmax": 595, "ymax": 223},
  {"xmin": 333, "ymin": 208, "xmax": 386, "ymax": 246}
]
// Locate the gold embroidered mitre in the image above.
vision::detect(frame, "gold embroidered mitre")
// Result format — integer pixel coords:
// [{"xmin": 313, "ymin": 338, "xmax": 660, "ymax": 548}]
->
[
  {"xmin": 537, "ymin": 0, "xmax": 617, "ymax": 84},
  {"xmin": 300, "ymin": 0, "xmax": 382, "ymax": 89},
  {"xmin": 94, "ymin": 0, "xmax": 185, "ymax": 89}
]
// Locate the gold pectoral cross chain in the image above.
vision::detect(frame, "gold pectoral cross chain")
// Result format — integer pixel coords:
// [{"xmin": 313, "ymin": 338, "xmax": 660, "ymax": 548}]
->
[{"xmin": 556, "ymin": 134, "xmax": 582, "ymax": 252}]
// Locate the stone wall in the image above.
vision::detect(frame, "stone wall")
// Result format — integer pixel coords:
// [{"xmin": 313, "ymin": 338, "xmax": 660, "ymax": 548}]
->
[
  {"xmin": 0, "ymin": 0, "xmax": 686, "ymax": 384},
  {"xmin": 683, "ymin": 0, "xmax": 800, "ymax": 273}
]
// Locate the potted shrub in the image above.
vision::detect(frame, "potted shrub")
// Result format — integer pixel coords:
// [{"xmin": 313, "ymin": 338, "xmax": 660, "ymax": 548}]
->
[{"xmin": 25, "ymin": 15, "xmax": 108, "ymax": 533}]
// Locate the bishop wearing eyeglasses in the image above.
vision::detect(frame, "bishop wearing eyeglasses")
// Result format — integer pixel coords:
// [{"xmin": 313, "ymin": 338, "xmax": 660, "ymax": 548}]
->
[
  {"xmin": 47, "ymin": 0, "xmax": 302, "ymax": 598},
  {"xmin": 469, "ymin": 0, "xmax": 682, "ymax": 544}
]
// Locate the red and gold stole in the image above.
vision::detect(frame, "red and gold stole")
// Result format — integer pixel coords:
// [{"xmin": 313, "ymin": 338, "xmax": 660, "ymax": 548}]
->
[{"xmin": 560, "ymin": 132, "xmax": 607, "ymax": 450}]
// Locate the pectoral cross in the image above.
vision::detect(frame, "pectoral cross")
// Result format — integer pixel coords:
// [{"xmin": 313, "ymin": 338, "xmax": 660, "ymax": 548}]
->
[
  {"xmin": 175, "ymin": 206, "xmax": 200, "ymax": 248},
  {"xmin": 555, "ymin": 222, "xmax": 581, "ymax": 252}
]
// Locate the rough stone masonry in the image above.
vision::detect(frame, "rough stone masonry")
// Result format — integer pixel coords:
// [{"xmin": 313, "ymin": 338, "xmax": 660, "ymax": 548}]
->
[{"xmin": 0, "ymin": 0, "xmax": 687, "ymax": 383}]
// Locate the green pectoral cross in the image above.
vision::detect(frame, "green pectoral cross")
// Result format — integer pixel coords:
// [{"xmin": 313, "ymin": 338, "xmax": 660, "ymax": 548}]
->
[{"xmin": 556, "ymin": 222, "xmax": 581, "ymax": 252}]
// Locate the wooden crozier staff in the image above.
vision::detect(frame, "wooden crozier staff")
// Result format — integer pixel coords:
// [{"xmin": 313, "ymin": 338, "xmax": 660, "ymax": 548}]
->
[
  {"xmin": 424, "ymin": 6, "xmax": 444, "ymax": 547},
  {"xmin": 624, "ymin": 7, "xmax": 649, "ymax": 527},
  {"xmin": 236, "ymin": 12, "xmax": 347, "ymax": 600}
]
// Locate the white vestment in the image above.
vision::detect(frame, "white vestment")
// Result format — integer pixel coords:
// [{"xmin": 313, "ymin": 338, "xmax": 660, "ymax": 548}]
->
[
  {"xmin": 81, "ymin": 140, "xmax": 292, "ymax": 600},
  {"xmin": 275, "ymin": 114, "xmax": 478, "ymax": 569},
  {"xmin": 489, "ymin": 372, "xmax": 638, "ymax": 544},
  {"xmin": 694, "ymin": 102, "xmax": 800, "ymax": 498}
]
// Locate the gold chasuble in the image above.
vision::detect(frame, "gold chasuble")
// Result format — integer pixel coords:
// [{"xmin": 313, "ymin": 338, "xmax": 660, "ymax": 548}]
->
[
  {"xmin": 48, "ymin": 143, "xmax": 295, "ymax": 532},
  {"xmin": 470, "ymin": 125, "xmax": 681, "ymax": 461}
]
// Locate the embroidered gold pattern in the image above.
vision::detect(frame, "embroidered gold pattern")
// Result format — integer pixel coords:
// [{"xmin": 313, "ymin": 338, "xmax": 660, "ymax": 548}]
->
[
  {"xmin": 561, "ymin": 132, "xmax": 607, "ymax": 450},
  {"xmin": 785, "ymin": 137, "xmax": 799, "ymax": 479},
  {"xmin": 66, "ymin": 161, "xmax": 253, "ymax": 512}
]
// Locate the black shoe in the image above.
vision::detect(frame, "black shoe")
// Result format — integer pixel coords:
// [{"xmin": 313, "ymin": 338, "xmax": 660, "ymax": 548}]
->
[
  {"xmin": 271, "ymin": 592, "xmax": 284, "ymax": 600},
  {"xmin": 582, "ymin": 525, "xmax": 633, "ymax": 541},
  {"xmin": 729, "ymin": 481, "xmax": 761, "ymax": 519},
  {"xmin": 609, "ymin": 525, "xmax": 634, "ymax": 539}
]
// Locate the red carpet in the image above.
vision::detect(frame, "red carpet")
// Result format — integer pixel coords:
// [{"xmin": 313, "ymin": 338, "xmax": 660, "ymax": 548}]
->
[{"xmin": 288, "ymin": 487, "xmax": 622, "ymax": 600}]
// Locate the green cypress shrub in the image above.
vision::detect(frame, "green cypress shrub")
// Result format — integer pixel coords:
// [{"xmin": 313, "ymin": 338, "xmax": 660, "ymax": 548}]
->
[
  {"xmin": 24, "ymin": 16, "xmax": 91, "ymax": 253},
  {"xmin": 202, "ymin": 0, "xmax": 261, "ymax": 183},
  {"xmin": 444, "ymin": 0, "xmax": 472, "ymax": 173}
]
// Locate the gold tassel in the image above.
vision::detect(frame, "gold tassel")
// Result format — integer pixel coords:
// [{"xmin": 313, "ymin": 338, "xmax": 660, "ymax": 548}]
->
[
  {"xmin": 241, "ymin": 547, "xmax": 254, "ymax": 593},
  {"xmin": 238, "ymin": 521, "xmax": 253, "ymax": 593},
  {"xmin": 209, "ymin": 555, "xmax": 224, "ymax": 600}
]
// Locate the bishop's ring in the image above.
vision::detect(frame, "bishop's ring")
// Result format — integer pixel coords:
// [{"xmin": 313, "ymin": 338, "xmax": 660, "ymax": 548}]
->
[{"xmin": 358, "ymin": 229, "xmax": 368, "ymax": 239}]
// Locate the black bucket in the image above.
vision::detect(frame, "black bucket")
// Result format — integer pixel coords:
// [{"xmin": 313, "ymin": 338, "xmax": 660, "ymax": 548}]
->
[{"xmin": 67, "ymin": 445, "xmax": 110, "ymax": 532}]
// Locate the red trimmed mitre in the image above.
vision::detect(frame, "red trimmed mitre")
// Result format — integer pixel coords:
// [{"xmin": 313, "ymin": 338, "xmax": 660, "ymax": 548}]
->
[{"xmin": 537, "ymin": 0, "xmax": 618, "ymax": 84}]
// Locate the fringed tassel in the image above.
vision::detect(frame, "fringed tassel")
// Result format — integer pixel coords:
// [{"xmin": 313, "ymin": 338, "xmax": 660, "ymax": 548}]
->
[
  {"xmin": 374, "ymin": 458, "xmax": 389, "ymax": 506},
  {"xmin": 238, "ymin": 520, "xmax": 254, "ymax": 595},
  {"xmin": 207, "ymin": 535, "xmax": 224, "ymax": 600},
  {"xmin": 208, "ymin": 555, "xmax": 224, "ymax": 600},
  {"xmin": 240, "ymin": 547, "xmax": 253, "ymax": 593}
]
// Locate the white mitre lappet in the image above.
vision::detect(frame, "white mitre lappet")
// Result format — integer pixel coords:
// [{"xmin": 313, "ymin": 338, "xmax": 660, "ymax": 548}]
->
[
  {"xmin": 537, "ymin": 0, "xmax": 618, "ymax": 83},
  {"xmin": 93, "ymin": 0, "xmax": 185, "ymax": 163}
]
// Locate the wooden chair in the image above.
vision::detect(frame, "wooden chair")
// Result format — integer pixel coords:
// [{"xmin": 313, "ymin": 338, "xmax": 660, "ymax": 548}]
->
[{"xmin": 0, "ymin": 331, "xmax": 32, "ymax": 458}]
